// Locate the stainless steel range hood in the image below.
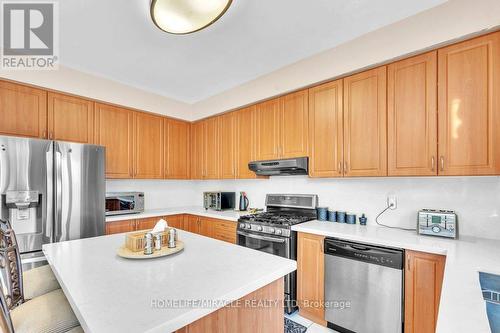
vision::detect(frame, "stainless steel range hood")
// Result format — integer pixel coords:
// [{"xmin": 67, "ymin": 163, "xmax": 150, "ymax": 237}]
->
[{"xmin": 248, "ymin": 157, "xmax": 308, "ymax": 176}]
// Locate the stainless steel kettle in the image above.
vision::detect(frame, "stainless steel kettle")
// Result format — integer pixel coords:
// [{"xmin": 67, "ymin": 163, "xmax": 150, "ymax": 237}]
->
[{"xmin": 239, "ymin": 192, "xmax": 249, "ymax": 211}]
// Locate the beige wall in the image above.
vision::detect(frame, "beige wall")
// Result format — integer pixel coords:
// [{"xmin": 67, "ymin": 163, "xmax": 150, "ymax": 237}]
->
[
  {"xmin": 191, "ymin": 0, "xmax": 500, "ymax": 119},
  {"xmin": 0, "ymin": 65, "xmax": 192, "ymax": 120}
]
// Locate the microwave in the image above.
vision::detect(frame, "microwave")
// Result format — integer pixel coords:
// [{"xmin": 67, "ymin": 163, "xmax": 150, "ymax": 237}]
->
[
  {"xmin": 105, "ymin": 192, "xmax": 144, "ymax": 216},
  {"xmin": 203, "ymin": 192, "xmax": 235, "ymax": 211}
]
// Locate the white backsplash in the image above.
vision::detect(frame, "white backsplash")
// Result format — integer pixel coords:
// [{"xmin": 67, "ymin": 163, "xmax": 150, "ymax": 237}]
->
[{"xmin": 107, "ymin": 176, "xmax": 500, "ymax": 240}]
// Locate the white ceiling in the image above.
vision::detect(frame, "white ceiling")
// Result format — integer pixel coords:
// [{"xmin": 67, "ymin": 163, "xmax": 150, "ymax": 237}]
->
[{"xmin": 60, "ymin": 0, "xmax": 446, "ymax": 104}]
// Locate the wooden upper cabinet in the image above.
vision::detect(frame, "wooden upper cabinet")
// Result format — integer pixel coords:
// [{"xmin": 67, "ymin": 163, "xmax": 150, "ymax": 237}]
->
[
  {"xmin": 281, "ymin": 90, "xmax": 309, "ymax": 158},
  {"xmin": 134, "ymin": 112, "xmax": 164, "ymax": 179},
  {"xmin": 190, "ymin": 121, "xmax": 204, "ymax": 179},
  {"xmin": 405, "ymin": 250, "xmax": 445, "ymax": 333},
  {"xmin": 203, "ymin": 117, "xmax": 220, "ymax": 179},
  {"xmin": 0, "ymin": 81, "xmax": 47, "ymax": 138},
  {"xmin": 235, "ymin": 106, "xmax": 257, "ymax": 179},
  {"xmin": 438, "ymin": 32, "xmax": 500, "ymax": 175},
  {"xmin": 297, "ymin": 232, "xmax": 326, "ymax": 326},
  {"xmin": 255, "ymin": 98, "xmax": 281, "ymax": 160},
  {"xmin": 388, "ymin": 52, "xmax": 438, "ymax": 176},
  {"xmin": 219, "ymin": 112, "xmax": 236, "ymax": 179},
  {"xmin": 343, "ymin": 67, "xmax": 387, "ymax": 177},
  {"xmin": 164, "ymin": 118, "xmax": 190, "ymax": 179},
  {"xmin": 308, "ymin": 80, "xmax": 344, "ymax": 177},
  {"xmin": 47, "ymin": 92, "xmax": 94, "ymax": 143},
  {"xmin": 94, "ymin": 103, "xmax": 134, "ymax": 178}
]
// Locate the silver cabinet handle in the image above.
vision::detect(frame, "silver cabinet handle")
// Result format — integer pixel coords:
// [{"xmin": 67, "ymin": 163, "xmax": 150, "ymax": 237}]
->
[
  {"xmin": 431, "ymin": 156, "xmax": 435, "ymax": 171},
  {"xmin": 338, "ymin": 162, "xmax": 342, "ymax": 174},
  {"xmin": 440, "ymin": 156, "xmax": 445, "ymax": 171},
  {"xmin": 344, "ymin": 162, "xmax": 348, "ymax": 174}
]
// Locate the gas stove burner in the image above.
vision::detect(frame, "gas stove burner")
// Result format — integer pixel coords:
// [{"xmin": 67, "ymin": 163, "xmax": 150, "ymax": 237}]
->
[{"xmin": 240, "ymin": 212, "xmax": 315, "ymax": 226}]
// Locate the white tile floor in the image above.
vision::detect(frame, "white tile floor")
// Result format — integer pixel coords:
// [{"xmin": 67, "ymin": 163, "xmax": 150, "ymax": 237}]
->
[{"xmin": 285, "ymin": 311, "xmax": 337, "ymax": 332}]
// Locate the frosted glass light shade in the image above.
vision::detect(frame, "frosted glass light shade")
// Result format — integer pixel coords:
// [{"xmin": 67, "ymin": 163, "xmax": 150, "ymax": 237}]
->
[{"xmin": 151, "ymin": 0, "xmax": 232, "ymax": 34}]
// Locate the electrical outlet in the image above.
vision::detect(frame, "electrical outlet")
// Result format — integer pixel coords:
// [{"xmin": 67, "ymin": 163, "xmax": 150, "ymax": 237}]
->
[{"xmin": 387, "ymin": 195, "xmax": 397, "ymax": 210}]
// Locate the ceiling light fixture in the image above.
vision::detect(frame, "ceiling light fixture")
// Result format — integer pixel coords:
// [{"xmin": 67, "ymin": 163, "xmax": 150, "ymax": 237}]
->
[{"xmin": 150, "ymin": 0, "xmax": 232, "ymax": 35}]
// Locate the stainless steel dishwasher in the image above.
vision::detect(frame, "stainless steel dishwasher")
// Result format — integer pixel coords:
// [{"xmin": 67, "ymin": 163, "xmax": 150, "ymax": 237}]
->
[{"xmin": 324, "ymin": 238, "xmax": 404, "ymax": 333}]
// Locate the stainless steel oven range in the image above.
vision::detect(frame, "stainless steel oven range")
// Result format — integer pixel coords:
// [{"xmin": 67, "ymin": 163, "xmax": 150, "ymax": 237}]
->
[{"xmin": 237, "ymin": 194, "xmax": 318, "ymax": 314}]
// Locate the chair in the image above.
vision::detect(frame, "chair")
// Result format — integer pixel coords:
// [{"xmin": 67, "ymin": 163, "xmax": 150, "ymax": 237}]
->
[{"xmin": 0, "ymin": 219, "xmax": 81, "ymax": 333}]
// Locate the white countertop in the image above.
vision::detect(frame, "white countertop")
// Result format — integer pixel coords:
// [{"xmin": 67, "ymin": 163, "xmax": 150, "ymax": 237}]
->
[
  {"xmin": 42, "ymin": 231, "xmax": 296, "ymax": 333},
  {"xmin": 105, "ymin": 206, "xmax": 248, "ymax": 223},
  {"xmin": 292, "ymin": 221, "xmax": 500, "ymax": 333}
]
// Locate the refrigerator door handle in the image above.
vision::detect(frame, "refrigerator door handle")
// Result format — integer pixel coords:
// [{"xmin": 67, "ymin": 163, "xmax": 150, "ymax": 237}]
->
[
  {"xmin": 45, "ymin": 145, "xmax": 54, "ymax": 242},
  {"xmin": 54, "ymin": 146, "xmax": 63, "ymax": 242}
]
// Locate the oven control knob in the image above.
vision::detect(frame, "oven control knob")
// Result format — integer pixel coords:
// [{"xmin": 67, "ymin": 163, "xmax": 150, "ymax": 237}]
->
[
  {"xmin": 275, "ymin": 229, "xmax": 282, "ymax": 235},
  {"xmin": 245, "ymin": 223, "xmax": 251, "ymax": 229},
  {"xmin": 269, "ymin": 228, "xmax": 275, "ymax": 233},
  {"xmin": 432, "ymin": 226, "xmax": 441, "ymax": 233},
  {"xmin": 256, "ymin": 226, "xmax": 263, "ymax": 231}
]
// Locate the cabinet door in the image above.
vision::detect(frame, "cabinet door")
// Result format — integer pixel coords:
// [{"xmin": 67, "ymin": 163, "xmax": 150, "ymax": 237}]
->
[
  {"xmin": 255, "ymin": 98, "xmax": 281, "ymax": 160},
  {"xmin": 134, "ymin": 112, "xmax": 164, "ymax": 179},
  {"xmin": 235, "ymin": 106, "xmax": 257, "ymax": 179},
  {"xmin": 105, "ymin": 220, "xmax": 136, "ymax": 235},
  {"xmin": 47, "ymin": 92, "xmax": 94, "ymax": 143},
  {"xmin": 185, "ymin": 215, "xmax": 200, "ymax": 234},
  {"xmin": 204, "ymin": 117, "xmax": 220, "ymax": 179},
  {"xmin": 405, "ymin": 250, "xmax": 445, "ymax": 333},
  {"xmin": 136, "ymin": 217, "xmax": 161, "ymax": 231},
  {"xmin": 438, "ymin": 32, "xmax": 500, "ymax": 175},
  {"xmin": 308, "ymin": 80, "xmax": 344, "ymax": 177},
  {"xmin": 297, "ymin": 232, "xmax": 326, "ymax": 326},
  {"xmin": 164, "ymin": 214, "xmax": 185, "ymax": 230},
  {"xmin": 94, "ymin": 103, "xmax": 134, "ymax": 178},
  {"xmin": 212, "ymin": 219, "xmax": 237, "ymax": 244},
  {"xmin": 343, "ymin": 67, "xmax": 387, "ymax": 177},
  {"xmin": 0, "ymin": 80, "xmax": 47, "ymax": 138},
  {"xmin": 198, "ymin": 217, "xmax": 214, "ymax": 238},
  {"xmin": 165, "ymin": 118, "xmax": 190, "ymax": 179},
  {"xmin": 219, "ymin": 112, "xmax": 236, "ymax": 179},
  {"xmin": 190, "ymin": 122, "xmax": 204, "ymax": 179},
  {"xmin": 281, "ymin": 90, "xmax": 309, "ymax": 158},
  {"xmin": 388, "ymin": 52, "xmax": 438, "ymax": 176}
]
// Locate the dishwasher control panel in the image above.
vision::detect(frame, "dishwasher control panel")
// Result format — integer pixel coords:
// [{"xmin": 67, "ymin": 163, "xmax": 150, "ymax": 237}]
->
[
  {"xmin": 418, "ymin": 209, "xmax": 457, "ymax": 239},
  {"xmin": 324, "ymin": 238, "xmax": 403, "ymax": 270}
]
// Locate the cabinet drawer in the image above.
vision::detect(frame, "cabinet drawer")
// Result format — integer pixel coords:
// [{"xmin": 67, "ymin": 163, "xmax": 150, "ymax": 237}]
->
[
  {"xmin": 213, "ymin": 230, "xmax": 236, "ymax": 244},
  {"xmin": 213, "ymin": 220, "xmax": 236, "ymax": 232}
]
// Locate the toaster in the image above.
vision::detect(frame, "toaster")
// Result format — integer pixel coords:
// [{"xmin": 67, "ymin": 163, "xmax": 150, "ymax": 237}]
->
[{"xmin": 417, "ymin": 209, "xmax": 457, "ymax": 239}]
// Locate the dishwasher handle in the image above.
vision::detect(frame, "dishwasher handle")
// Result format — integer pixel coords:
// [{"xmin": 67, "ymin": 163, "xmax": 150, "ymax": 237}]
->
[{"xmin": 324, "ymin": 238, "xmax": 404, "ymax": 270}]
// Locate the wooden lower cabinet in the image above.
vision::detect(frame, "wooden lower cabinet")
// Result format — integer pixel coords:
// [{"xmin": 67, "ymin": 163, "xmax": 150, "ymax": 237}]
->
[
  {"xmin": 136, "ymin": 217, "xmax": 161, "ymax": 231},
  {"xmin": 105, "ymin": 219, "xmax": 136, "ymax": 235},
  {"xmin": 212, "ymin": 220, "xmax": 237, "ymax": 244},
  {"xmin": 185, "ymin": 215, "xmax": 201, "ymax": 234},
  {"xmin": 176, "ymin": 278, "xmax": 284, "ymax": 333},
  {"xmin": 405, "ymin": 250, "xmax": 446, "ymax": 333},
  {"xmin": 164, "ymin": 214, "xmax": 186, "ymax": 230},
  {"xmin": 297, "ymin": 232, "xmax": 326, "ymax": 326}
]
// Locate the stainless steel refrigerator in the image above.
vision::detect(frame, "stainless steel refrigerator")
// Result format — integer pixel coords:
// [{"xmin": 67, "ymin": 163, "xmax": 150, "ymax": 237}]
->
[{"xmin": 0, "ymin": 135, "xmax": 105, "ymax": 270}]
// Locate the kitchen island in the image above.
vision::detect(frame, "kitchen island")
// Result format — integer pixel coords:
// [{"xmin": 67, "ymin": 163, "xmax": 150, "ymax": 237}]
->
[{"xmin": 42, "ymin": 230, "xmax": 296, "ymax": 333}]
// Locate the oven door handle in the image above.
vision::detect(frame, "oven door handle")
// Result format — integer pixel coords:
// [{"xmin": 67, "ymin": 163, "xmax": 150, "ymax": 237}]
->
[{"xmin": 237, "ymin": 230, "xmax": 286, "ymax": 243}]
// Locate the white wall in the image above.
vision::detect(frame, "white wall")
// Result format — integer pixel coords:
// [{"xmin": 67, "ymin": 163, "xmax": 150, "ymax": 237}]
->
[
  {"xmin": 191, "ymin": 0, "xmax": 500, "ymax": 119},
  {"xmin": 106, "ymin": 179, "xmax": 197, "ymax": 210},
  {"xmin": 107, "ymin": 176, "xmax": 500, "ymax": 240}
]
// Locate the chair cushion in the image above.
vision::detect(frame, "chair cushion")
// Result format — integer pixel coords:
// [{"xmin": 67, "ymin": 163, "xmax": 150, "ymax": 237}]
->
[
  {"xmin": 11, "ymin": 289, "xmax": 79, "ymax": 333},
  {"xmin": 23, "ymin": 265, "xmax": 60, "ymax": 300}
]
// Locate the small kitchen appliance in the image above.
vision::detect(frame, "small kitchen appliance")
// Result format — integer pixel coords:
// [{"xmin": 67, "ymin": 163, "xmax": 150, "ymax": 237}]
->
[
  {"xmin": 105, "ymin": 192, "xmax": 145, "ymax": 216},
  {"xmin": 203, "ymin": 192, "xmax": 236, "ymax": 211},
  {"xmin": 239, "ymin": 192, "xmax": 249, "ymax": 211},
  {"xmin": 237, "ymin": 194, "xmax": 318, "ymax": 313},
  {"xmin": 417, "ymin": 209, "xmax": 457, "ymax": 239}
]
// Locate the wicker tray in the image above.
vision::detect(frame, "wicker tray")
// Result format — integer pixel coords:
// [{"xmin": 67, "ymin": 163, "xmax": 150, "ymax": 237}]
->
[{"xmin": 117, "ymin": 240, "xmax": 184, "ymax": 259}]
